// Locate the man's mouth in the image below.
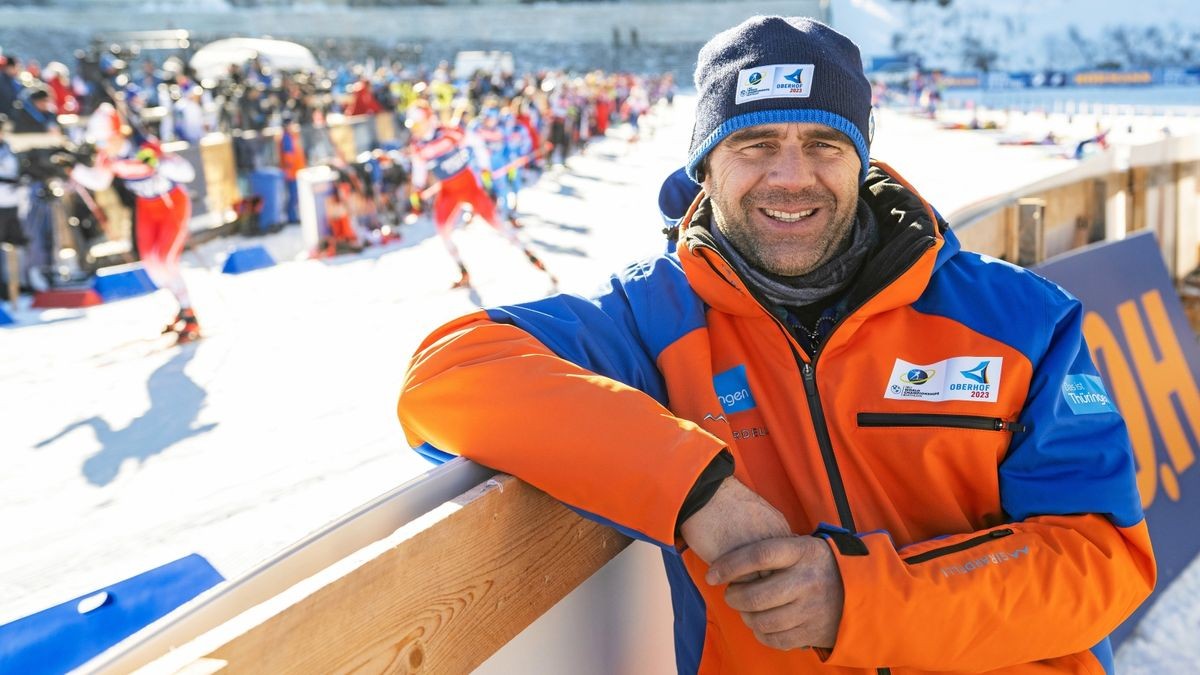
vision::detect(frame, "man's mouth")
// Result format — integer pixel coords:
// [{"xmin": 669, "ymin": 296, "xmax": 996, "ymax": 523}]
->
[{"xmin": 762, "ymin": 207, "xmax": 818, "ymax": 223}]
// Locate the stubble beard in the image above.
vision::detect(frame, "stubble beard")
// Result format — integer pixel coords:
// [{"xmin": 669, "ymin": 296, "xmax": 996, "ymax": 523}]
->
[{"xmin": 710, "ymin": 186, "xmax": 858, "ymax": 278}]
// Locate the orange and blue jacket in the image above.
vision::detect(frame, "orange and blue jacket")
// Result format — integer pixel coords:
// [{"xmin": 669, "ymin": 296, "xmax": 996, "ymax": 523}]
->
[
  {"xmin": 398, "ymin": 164, "xmax": 1155, "ymax": 674},
  {"xmin": 278, "ymin": 130, "xmax": 307, "ymax": 182}
]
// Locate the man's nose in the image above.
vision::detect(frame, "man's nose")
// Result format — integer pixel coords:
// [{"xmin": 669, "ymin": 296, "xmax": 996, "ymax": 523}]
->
[{"xmin": 765, "ymin": 145, "xmax": 817, "ymax": 190}]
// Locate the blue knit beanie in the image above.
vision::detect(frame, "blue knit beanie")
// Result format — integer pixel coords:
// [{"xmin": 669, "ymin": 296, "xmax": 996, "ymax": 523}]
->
[{"xmin": 686, "ymin": 16, "xmax": 872, "ymax": 184}]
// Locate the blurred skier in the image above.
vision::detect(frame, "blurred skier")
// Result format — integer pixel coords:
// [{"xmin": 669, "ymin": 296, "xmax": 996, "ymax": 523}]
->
[
  {"xmin": 468, "ymin": 101, "xmax": 531, "ymax": 227},
  {"xmin": 74, "ymin": 139, "xmax": 201, "ymax": 343},
  {"xmin": 406, "ymin": 100, "xmax": 556, "ymax": 290},
  {"xmin": 498, "ymin": 104, "xmax": 533, "ymax": 223}
]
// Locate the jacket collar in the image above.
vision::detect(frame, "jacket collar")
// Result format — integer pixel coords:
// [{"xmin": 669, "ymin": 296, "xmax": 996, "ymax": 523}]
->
[{"xmin": 677, "ymin": 161, "xmax": 948, "ymax": 322}]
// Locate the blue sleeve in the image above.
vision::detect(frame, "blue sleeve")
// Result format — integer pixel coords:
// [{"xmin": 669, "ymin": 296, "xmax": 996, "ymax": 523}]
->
[
  {"xmin": 485, "ymin": 277, "xmax": 669, "ymax": 407},
  {"xmin": 1000, "ymin": 291, "xmax": 1145, "ymax": 528}
]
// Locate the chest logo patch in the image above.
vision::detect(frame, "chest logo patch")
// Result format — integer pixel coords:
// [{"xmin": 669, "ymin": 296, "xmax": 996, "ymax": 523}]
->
[
  {"xmin": 713, "ymin": 365, "xmax": 757, "ymax": 414},
  {"xmin": 885, "ymin": 357, "xmax": 1004, "ymax": 403}
]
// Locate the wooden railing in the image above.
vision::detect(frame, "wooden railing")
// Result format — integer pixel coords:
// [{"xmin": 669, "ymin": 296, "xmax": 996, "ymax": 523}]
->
[
  {"xmin": 138, "ymin": 475, "xmax": 629, "ymax": 674},
  {"xmin": 84, "ymin": 460, "xmax": 651, "ymax": 674},
  {"xmin": 952, "ymin": 134, "xmax": 1200, "ymax": 282}
]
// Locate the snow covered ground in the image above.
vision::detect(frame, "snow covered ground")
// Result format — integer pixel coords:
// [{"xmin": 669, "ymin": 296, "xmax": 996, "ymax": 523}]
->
[
  {"xmin": 0, "ymin": 101, "xmax": 687, "ymax": 628},
  {"xmin": 2, "ymin": 96, "xmax": 1197, "ymax": 671}
]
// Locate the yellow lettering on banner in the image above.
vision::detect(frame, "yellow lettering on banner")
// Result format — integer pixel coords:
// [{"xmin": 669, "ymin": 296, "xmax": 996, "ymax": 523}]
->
[
  {"xmin": 1084, "ymin": 312, "xmax": 1158, "ymax": 508},
  {"xmin": 1117, "ymin": 291, "xmax": 1200, "ymax": 502}
]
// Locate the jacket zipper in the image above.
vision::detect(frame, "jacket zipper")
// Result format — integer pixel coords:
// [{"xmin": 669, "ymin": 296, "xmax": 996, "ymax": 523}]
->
[
  {"xmin": 787, "ymin": 243, "xmax": 934, "ymax": 532},
  {"xmin": 800, "ymin": 361, "xmax": 857, "ymax": 531},
  {"xmin": 690, "ymin": 239, "xmax": 861, "ymax": 531},
  {"xmin": 858, "ymin": 412, "xmax": 1029, "ymax": 433},
  {"xmin": 902, "ymin": 528, "xmax": 1015, "ymax": 564}
]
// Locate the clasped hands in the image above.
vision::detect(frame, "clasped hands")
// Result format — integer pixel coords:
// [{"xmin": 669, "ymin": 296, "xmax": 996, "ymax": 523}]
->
[{"xmin": 679, "ymin": 477, "xmax": 844, "ymax": 651}]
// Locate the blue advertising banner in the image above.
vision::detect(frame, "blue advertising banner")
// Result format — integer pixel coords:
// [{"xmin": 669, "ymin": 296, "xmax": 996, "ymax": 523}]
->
[{"xmin": 1034, "ymin": 231, "xmax": 1200, "ymax": 647}]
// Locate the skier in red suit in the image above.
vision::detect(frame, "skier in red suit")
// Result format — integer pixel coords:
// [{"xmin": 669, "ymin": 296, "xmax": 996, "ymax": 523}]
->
[
  {"xmin": 74, "ymin": 139, "xmax": 201, "ymax": 343},
  {"xmin": 406, "ymin": 101, "xmax": 556, "ymax": 289}
]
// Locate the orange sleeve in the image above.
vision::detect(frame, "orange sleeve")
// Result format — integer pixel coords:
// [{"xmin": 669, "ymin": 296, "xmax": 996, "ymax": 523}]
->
[
  {"xmin": 398, "ymin": 312, "xmax": 727, "ymax": 547},
  {"xmin": 822, "ymin": 514, "xmax": 1155, "ymax": 670}
]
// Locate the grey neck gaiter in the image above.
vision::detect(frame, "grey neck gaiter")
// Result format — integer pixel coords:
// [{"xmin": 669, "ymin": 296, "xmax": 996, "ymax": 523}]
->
[{"xmin": 709, "ymin": 198, "xmax": 879, "ymax": 310}]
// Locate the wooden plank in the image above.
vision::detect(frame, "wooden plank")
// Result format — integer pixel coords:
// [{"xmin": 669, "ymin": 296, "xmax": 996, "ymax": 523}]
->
[
  {"xmin": 1016, "ymin": 198, "xmax": 1046, "ymax": 266},
  {"xmin": 199, "ymin": 135, "xmax": 240, "ymax": 218},
  {"xmin": 142, "ymin": 475, "xmax": 631, "ymax": 674},
  {"xmin": 1177, "ymin": 161, "xmax": 1200, "ymax": 282},
  {"xmin": 3, "ymin": 243, "xmax": 18, "ymax": 313},
  {"xmin": 953, "ymin": 207, "xmax": 1007, "ymax": 259},
  {"xmin": 1130, "ymin": 166, "xmax": 1148, "ymax": 233},
  {"xmin": 326, "ymin": 117, "xmax": 359, "ymax": 164},
  {"xmin": 90, "ymin": 459, "xmax": 493, "ymax": 674}
]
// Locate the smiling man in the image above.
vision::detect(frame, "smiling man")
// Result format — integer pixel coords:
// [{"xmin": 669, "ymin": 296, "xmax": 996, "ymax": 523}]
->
[
  {"xmin": 702, "ymin": 123, "xmax": 862, "ymax": 277},
  {"xmin": 399, "ymin": 16, "xmax": 1155, "ymax": 674}
]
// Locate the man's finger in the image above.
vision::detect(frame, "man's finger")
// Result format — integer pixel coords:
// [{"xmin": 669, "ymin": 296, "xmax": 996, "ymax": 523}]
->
[
  {"xmin": 724, "ymin": 564, "xmax": 810, "ymax": 613},
  {"xmin": 706, "ymin": 536, "xmax": 803, "ymax": 585},
  {"xmin": 739, "ymin": 601, "xmax": 806, "ymax": 635},
  {"xmin": 752, "ymin": 624, "xmax": 813, "ymax": 652}
]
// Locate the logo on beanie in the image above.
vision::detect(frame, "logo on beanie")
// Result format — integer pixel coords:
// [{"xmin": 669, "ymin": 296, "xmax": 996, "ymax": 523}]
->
[{"xmin": 736, "ymin": 64, "xmax": 815, "ymax": 104}]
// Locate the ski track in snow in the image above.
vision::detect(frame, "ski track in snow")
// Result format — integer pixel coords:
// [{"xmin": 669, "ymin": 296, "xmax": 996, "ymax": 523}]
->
[{"xmin": 1, "ymin": 96, "xmax": 1196, "ymax": 671}]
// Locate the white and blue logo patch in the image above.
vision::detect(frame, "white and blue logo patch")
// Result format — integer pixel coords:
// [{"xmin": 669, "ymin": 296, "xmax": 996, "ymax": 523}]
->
[
  {"xmin": 735, "ymin": 64, "xmax": 815, "ymax": 105},
  {"xmin": 885, "ymin": 356, "xmax": 1004, "ymax": 402},
  {"xmin": 1061, "ymin": 374, "xmax": 1117, "ymax": 415},
  {"xmin": 713, "ymin": 365, "xmax": 757, "ymax": 414}
]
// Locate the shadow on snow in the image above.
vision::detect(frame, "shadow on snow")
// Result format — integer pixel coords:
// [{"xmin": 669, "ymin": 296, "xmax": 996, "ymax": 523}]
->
[{"xmin": 35, "ymin": 345, "xmax": 218, "ymax": 486}]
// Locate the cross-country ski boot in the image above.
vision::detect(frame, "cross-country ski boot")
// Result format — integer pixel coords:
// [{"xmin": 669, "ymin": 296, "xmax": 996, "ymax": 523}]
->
[
  {"xmin": 162, "ymin": 309, "xmax": 189, "ymax": 335},
  {"xmin": 174, "ymin": 308, "xmax": 202, "ymax": 345},
  {"xmin": 451, "ymin": 264, "xmax": 472, "ymax": 290}
]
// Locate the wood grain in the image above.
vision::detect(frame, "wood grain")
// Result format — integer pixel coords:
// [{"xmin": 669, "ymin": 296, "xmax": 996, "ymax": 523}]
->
[{"xmin": 145, "ymin": 475, "xmax": 631, "ymax": 674}]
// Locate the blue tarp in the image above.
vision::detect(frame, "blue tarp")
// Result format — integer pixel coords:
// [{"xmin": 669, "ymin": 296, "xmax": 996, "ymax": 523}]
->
[{"xmin": 0, "ymin": 554, "xmax": 224, "ymax": 674}]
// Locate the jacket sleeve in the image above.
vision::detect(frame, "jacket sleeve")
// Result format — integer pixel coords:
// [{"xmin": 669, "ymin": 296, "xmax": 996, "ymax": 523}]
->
[
  {"xmin": 398, "ymin": 282, "xmax": 727, "ymax": 549},
  {"xmin": 823, "ymin": 294, "xmax": 1156, "ymax": 671}
]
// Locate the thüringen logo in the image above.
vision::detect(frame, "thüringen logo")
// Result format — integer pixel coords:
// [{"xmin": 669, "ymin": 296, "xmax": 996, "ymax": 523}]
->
[
  {"xmin": 901, "ymin": 368, "xmax": 934, "ymax": 385},
  {"xmin": 960, "ymin": 361, "xmax": 990, "ymax": 384},
  {"xmin": 783, "ymin": 68, "xmax": 804, "ymax": 85},
  {"xmin": 748, "ymin": 72, "xmax": 763, "ymax": 85},
  {"xmin": 713, "ymin": 364, "xmax": 757, "ymax": 414},
  {"xmin": 1061, "ymin": 374, "xmax": 1117, "ymax": 415}
]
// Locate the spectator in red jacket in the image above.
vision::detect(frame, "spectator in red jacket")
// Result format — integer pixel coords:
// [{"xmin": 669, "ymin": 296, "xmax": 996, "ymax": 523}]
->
[
  {"xmin": 344, "ymin": 78, "xmax": 383, "ymax": 117},
  {"xmin": 42, "ymin": 62, "xmax": 79, "ymax": 115}
]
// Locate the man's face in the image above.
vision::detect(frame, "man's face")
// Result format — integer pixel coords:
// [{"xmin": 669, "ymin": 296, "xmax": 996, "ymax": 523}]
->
[{"xmin": 701, "ymin": 122, "xmax": 861, "ymax": 277}]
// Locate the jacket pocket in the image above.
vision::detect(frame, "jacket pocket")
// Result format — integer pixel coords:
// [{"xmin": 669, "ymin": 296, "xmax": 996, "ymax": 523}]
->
[
  {"xmin": 858, "ymin": 412, "xmax": 1028, "ymax": 433},
  {"xmin": 903, "ymin": 528, "xmax": 1015, "ymax": 564}
]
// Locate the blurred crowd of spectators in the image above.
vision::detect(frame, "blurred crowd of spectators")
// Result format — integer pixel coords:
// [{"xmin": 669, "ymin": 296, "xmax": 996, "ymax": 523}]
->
[
  {"xmin": 0, "ymin": 45, "xmax": 676, "ymax": 146},
  {"xmin": 0, "ymin": 41, "xmax": 678, "ymax": 297}
]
